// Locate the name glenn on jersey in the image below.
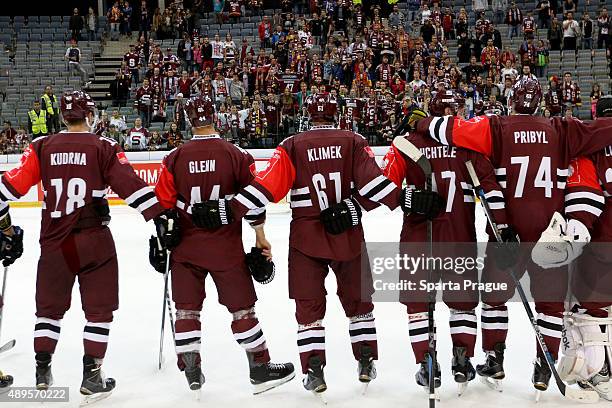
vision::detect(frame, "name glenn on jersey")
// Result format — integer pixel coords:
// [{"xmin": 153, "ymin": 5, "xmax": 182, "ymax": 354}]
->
[{"xmin": 189, "ymin": 160, "xmax": 216, "ymax": 174}]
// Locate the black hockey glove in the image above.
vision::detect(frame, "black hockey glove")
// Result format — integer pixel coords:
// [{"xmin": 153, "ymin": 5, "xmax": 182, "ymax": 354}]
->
[
  {"xmin": 149, "ymin": 236, "xmax": 167, "ymax": 274},
  {"xmin": 0, "ymin": 226, "xmax": 23, "ymax": 267},
  {"xmin": 400, "ymin": 187, "xmax": 445, "ymax": 220},
  {"xmin": 493, "ymin": 226, "xmax": 521, "ymax": 271},
  {"xmin": 191, "ymin": 199, "xmax": 234, "ymax": 230},
  {"xmin": 320, "ymin": 198, "xmax": 362, "ymax": 235},
  {"xmin": 154, "ymin": 209, "xmax": 180, "ymax": 249},
  {"xmin": 245, "ymin": 247, "xmax": 275, "ymax": 284}
]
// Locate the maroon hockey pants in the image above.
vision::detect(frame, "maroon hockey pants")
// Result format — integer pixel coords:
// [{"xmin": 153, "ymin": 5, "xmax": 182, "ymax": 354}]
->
[
  {"xmin": 289, "ymin": 247, "xmax": 377, "ymax": 374},
  {"xmin": 34, "ymin": 227, "xmax": 118, "ymax": 359}
]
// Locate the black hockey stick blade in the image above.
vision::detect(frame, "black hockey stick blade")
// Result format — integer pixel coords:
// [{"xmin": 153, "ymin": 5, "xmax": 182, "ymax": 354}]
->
[
  {"xmin": 392, "ymin": 136, "xmax": 432, "ymax": 176},
  {"xmin": 0, "ymin": 339, "xmax": 15, "ymax": 354}
]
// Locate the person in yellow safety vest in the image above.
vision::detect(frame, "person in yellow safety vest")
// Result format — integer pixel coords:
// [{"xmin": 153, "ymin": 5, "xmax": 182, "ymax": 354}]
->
[
  {"xmin": 27, "ymin": 100, "xmax": 48, "ymax": 139},
  {"xmin": 41, "ymin": 85, "xmax": 60, "ymax": 134}
]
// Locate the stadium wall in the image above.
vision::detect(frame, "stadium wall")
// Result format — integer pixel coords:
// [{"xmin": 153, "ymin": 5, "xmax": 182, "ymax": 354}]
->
[{"xmin": 0, "ymin": 146, "xmax": 391, "ymax": 206}]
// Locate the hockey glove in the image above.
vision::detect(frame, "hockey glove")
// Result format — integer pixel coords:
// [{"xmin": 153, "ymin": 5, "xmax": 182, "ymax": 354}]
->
[
  {"xmin": 400, "ymin": 187, "xmax": 445, "ymax": 220},
  {"xmin": 0, "ymin": 226, "xmax": 23, "ymax": 267},
  {"xmin": 148, "ymin": 236, "xmax": 167, "ymax": 274},
  {"xmin": 154, "ymin": 209, "xmax": 180, "ymax": 249},
  {"xmin": 493, "ymin": 225, "xmax": 521, "ymax": 271},
  {"xmin": 191, "ymin": 199, "xmax": 234, "ymax": 230},
  {"xmin": 245, "ymin": 247, "xmax": 275, "ymax": 284},
  {"xmin": 531, "ymin": 212, "xmax": 590, "ymax": 269},
  {"xmin": 320, "ymin": 198, "xmax": 362, "ymax": 235}
]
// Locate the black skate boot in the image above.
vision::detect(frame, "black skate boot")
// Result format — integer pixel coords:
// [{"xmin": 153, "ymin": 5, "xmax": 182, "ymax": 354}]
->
[
  {"xmin": 452, "ymin": 346, "xmax": 476, "ymax": 396},
  {"xmin": 180, "ymin": 352, "xmax": 205, "ymax": 391},
  {"xmin": 0, "ymin": 370, "xmax": 13, "ymax": 394},
  {"xmin": 358, "ymin": 345, "xmax": 377, "ymax": 395},
  {"xmin": 303, "ymin": 355, "xmax": 327, "ymax": 394},
  {"xmin": 415, "ymin": 353, "xmax": 441, "ymax": 390},
  {"xmin": 80, "ymin": 355, "xmax": 116, "ymax": 405},
  {"xmin": 35, "ymin": 352, "xmax": 53, "ymax": 390},
  {"xmin": 476, "ymin": 342, "xmax": 505, "ymax": 391},
  {"xmin": 247, "ymin": 351, "xmax": 295, "ymax": 395},
  {"xmin": 532, "ymin": 356, "xmax": 553, "ymax": 402}
]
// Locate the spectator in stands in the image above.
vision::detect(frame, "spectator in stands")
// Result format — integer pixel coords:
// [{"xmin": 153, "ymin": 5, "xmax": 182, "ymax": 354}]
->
[
  {"xmin": 109, "ymin": 1, "xmax": 122, "ymax": 41},
  {"xmin": 548, "ymin": 16, "xmax": 563, "ymax": 50},
  {"xmin": 214, "ymin": 0, "xmax": 225, "ymax": 24},
  {"xmin": 106, "ymin": 124, "xmax": 125, "ymax": 146},
  {"xmin": 493, "ymin": 0, "xmax": 508, "ymax": 24},
  {"xmin": 65, "ymin": 41, "xmax": 90, "ymax": 86},
  {"xmin": 134, "ymin": 78, "xmax": 154, "ymax": 127},
  {"xmin": 121, "ymin": 1, "xmax": 133, "ymax": 38},
  {"xmin": 523, "ymin": 11, "xmax": 536, "ymax": 39},
  {"xmin": 110, "ymin": 110, "xmax": 128, "ymax": 132},
  {"xmin": 125, "ymin": 117, "xmax": 149, "ymax": 151},
  {"xmin": 111, "ymin": 69, "xmax": 131, "ymax": 107},
  {"xmin": 1, "ymin": 121, "xmax": 16, "ymax": 151},
  {"xmin": 563, "ymin": 0, "xmax": 576, "ymax": 15},
  {"xmin": 164, "ymin": 122, "xmax": 184, "ymax": 148},
  {"xmin": 151, "ymin": 8, "xmax": 161, "ymax": 39},
  {"xmin": 562, "ymin": 12, "xmax": 580, "ymax": 52},
  {"xmin": 545, "ymin": 76, "xmax": 564, "ymax": 116},
  {"xmin": 148, "ymin": 130, "xmax": 167, "ymax": 150},
  {"xmin": 95, "ymin": 112, "xmax": 110, "ymax": 135},
  {"xmin": 598, "ymin": 8, "xmax": 610, "ymax": 49},
  {"xmin": 27, "ymin": 100, "xmax": 47, "ymax": 140},
  {"xmin": 69, "ymin": 8, "xmax": 84, "ymax": 42},
  {"xmin": 138, "ymin": 0, "xmax": 150, "ymax": 40},
  {"xmin": 535, "ymin": 40, "xmax": 549, "ymax": 78},
  {"xmin": 536, "ymin": 0, "xmax": 552, "ymax": 30},
  {"xmin": 259, "ymin": 16, "xmax": 272, "ymax": 49},
  {"xmin": 507, "ymin": 2, "xmax": 523, "ymax": 39},
  {"xmin": 561, "ymin": 71, "xmax": 581, "ymax": 107},
  {"xmin": 86, "ymin": 7, "xmax": 97, "ymax": 41},
  {"xmin": 40, "ymin": 86, "xmax": 60, "ymax": 134},
  {"xmin": 591, "ymin": 83, "xmax": 602, "ymax": 119},
  {"xmin": 581, "ymin": 13, "xmax": 594, "ymax": 50}
]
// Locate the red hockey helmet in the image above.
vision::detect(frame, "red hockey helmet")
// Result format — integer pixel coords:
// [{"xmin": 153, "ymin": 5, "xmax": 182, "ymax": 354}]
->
[
  {"xmin": 511, "ymin": 77, "xmax": 542, "ymax": 114},
  {"xmin": 184, "ymin": 94, "xmax": 215, "ymax": 128},
  {"xmin": 60, "ymin": 91, "xmax": 96, "ymax": 122},
  {"xmin": 429, "ymin": 89, "xmax": 465, "ymax": 117},
  {"xmin": 305, "ymin": 93, "xmax": 338, "ymax": 122}
]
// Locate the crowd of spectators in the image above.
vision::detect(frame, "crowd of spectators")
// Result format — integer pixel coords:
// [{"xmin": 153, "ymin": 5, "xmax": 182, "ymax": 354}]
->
[{"xmin": 10, "ymin": 0, "xmax": 612, "ymax": 152}]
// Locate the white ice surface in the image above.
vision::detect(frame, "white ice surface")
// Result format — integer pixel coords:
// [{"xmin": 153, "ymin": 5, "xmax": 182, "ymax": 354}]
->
[{"xmin": 0, "ymin": 206, "xmax": 603, "ymax": 407}]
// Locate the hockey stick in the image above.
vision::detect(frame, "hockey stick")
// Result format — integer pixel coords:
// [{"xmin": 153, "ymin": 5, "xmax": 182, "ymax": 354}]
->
[
  {"xmin": 465, "ymin": 160, "xmax": 599, "ymax": 404},
  {"xmin": 0, "ymin": 266, "xmax": 15, "ymax": 355},
  {"xmin": 392, "ymin": 137, "xmax": 437, "ymax": 406}
]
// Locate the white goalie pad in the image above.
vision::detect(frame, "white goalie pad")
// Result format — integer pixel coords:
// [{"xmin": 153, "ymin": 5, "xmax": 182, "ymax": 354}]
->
[
  {"xmin": 559, "ymin": 312, "xmax": 612, "ymax": 384},
  {"xmin": 531, "ymin": 212, "xmax": 591, "ymax": 269}
]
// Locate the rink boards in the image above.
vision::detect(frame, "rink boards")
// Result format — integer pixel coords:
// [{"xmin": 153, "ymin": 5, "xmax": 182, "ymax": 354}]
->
[{"xmin": 0, "ymin": 146, "xmax": 391, "ymax": 206}]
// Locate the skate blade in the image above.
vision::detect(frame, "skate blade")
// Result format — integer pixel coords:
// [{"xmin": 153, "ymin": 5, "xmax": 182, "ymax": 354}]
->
[
  {"xmin": 458, "ymin": 382, "xmax": 468, "ymax": 396},
  {"xmin": 360, "ymin": 382, "xmax": 369, "ymax": 395},
  {"xmin": 480, "ymin": 376, "xmax": 503, "ymax": 392},
  {"xmin": 421, "ymin": 387, "xmax": 440, "ymax": 401},
  {"xmin": 194, "ymin": 389, "xmax": 202, "ymax": 401},
  {"xmin": 311, "ymin": 390, "xmax": 327, "ymax": 405},
  {"xmin": 79, "ymin": 390, "xmax": 112, "ymax": 406},
  {"xmin": 535, "ymin": 390, "xmax": 542, "ymax": 403},
  {"xmin": 252, "ymin": 371, "xmax": 296, "ymax": 395}
]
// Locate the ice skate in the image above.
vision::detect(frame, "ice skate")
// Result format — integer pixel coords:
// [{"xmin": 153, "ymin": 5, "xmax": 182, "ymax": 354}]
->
[
  {"xmin": 0, "ymin": 370, "xmax": 13, "ymax": 394},
  {"xmin": 79, "ymin": 355, "xmax": 115, "ymax": 406},
  {"xmin": 247, "ymin": 352, "xmax": 295, "ymax": 395},
  {"xmin": 357, "ymin": 345, "xmax": 376, "ymax": 395},
  {"xmin": 303, "ymin": 356, "xmax": 327, "ymax": 404},
  {"xmin": 533, "ymin": 356, "xmax": 552, "ymax": 402},
  {"xmin": 579, "ymin": 361, "xmax": 612, "ymax": 401},
  {"xmin": 35, "ymin": 352, "xmax": 53, "ymax": 390},
  {"xmin": 180, "ymin": 352, "xmax": 205, "ymax": 400},
  {"xmin": 415, "ymin": 353, "xmax": 441, "ymax": 400},
  {"xmin": 476, "ymin": 342, "xmax": 505, "ymax": 392},
  {"xmin": 452, "ymin": 346, "xmax": 475, "ymax": 396}
]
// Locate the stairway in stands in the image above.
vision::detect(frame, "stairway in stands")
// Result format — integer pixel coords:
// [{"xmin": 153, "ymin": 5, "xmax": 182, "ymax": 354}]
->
[{"xmin": 90, "ymin": 39, "xmax": 131, "ymax": 108}]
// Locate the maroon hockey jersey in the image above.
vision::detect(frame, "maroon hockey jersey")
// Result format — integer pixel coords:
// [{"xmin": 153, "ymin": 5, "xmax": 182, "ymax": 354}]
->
[
  {"xmin": 155, "ymin": 134, "xmax": 263, "ymax": 270},
  {"xmin": 416, "ymin": 115, "xmax": 612, "ymax": 240},
  {"xmin": 383, "ymin": 132, "xmax": 508, "ymax": 242},
  {"xmin": 0, "ymin": 132, "xmax": 163, "ymax": 248},
  {"xmin": 231, "ymin": 126, "xmax": 400, "ymax": 261}
]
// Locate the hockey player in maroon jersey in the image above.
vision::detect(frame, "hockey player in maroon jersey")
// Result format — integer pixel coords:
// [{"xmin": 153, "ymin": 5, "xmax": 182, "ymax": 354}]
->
[
  {"xmin": 192, "ymin": 93, "xmax": 444, "ymax": 396},
  {"xmin": 532, "ymin": 96, "xmax": 612, "ymax": 399},
  {"xmin": 152, "ymin": 94, "xmax": 295, "ymax": 394},
  {"xmin": 0, "ymin": 91, "xmax": 170, "ymax": 403},
  {"xmin": 383, "ymin": 91, "xmax": 511, "ymax": 394},
  {"xmin": 414, "ymin": 78, "xmax": 612, "ymax": 394}
]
